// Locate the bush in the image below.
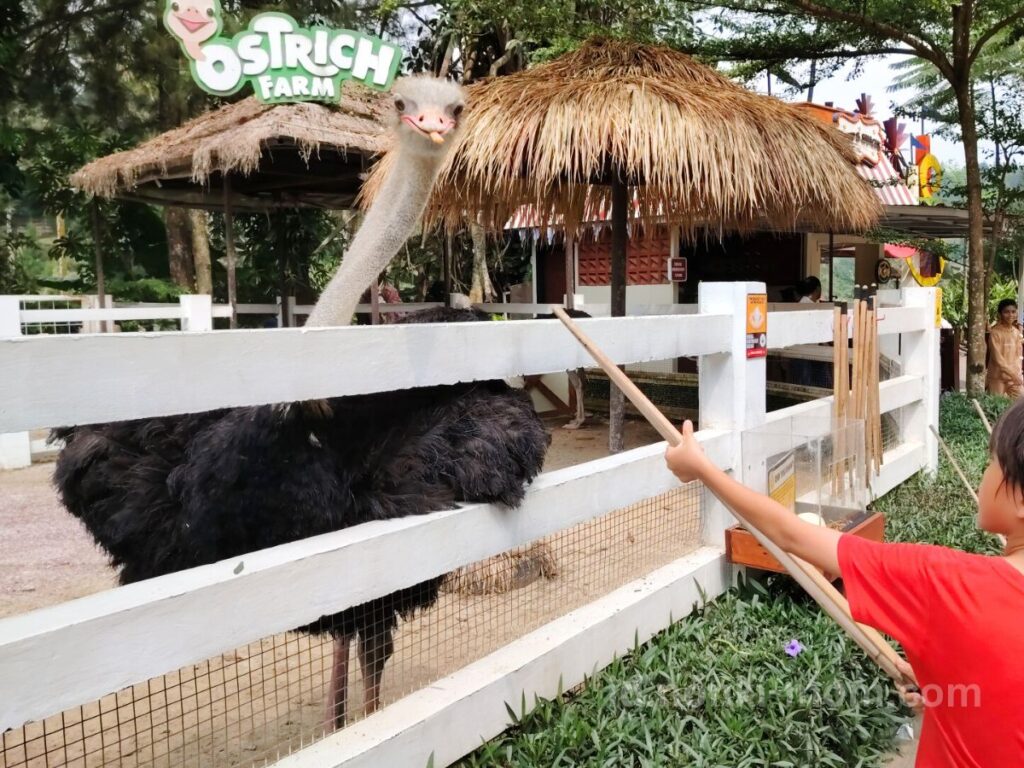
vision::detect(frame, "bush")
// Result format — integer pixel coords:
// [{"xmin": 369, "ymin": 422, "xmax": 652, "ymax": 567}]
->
[{"xmin": 462, "ymin": 576, "xmax": 904, "ymax": 768}]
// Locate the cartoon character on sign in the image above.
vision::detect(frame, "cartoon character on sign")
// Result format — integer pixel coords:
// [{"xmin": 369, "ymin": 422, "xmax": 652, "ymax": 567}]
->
[{"xmin": 164, "ymin": 0, "xmax": 221, "ymax": 61}]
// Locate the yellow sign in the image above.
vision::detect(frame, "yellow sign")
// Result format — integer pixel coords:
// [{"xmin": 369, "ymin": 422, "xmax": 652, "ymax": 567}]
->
[
  {"xmin": 746, "ymin": 293, "xmax": 767, "ymax": 359},
  {"xmin": 768, "ymin": 452, "xmax": 796, "ymax": 512},
  {"xmin": 935, "ymin": 287, "xmax": 943, "ymax": 328}
]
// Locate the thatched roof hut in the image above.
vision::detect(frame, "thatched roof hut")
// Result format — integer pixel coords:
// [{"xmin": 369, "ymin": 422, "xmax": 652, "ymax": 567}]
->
[
  {"xmin": 72, "ymin": 86, "xmax": 389, "ymax": 212},
  {"xmin": 365, "ymin": 38, "xmax": 880, "ymax": 237}
]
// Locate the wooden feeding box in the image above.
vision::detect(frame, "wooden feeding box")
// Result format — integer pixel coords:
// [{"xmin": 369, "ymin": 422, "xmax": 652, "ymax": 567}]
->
[{"xmin": 726, "ymin": 503, "xmax": 885, "ymax": 575}]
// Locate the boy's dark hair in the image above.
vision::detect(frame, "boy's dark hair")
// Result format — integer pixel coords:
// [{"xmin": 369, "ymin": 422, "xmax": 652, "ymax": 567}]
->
[
  {"xmin": 997, "ymin": 298, "xmax": 1017, "ymax": 313},
  {"xmin": 991, "ymin": 399, "xmax": 1024, "ymax": 497}
]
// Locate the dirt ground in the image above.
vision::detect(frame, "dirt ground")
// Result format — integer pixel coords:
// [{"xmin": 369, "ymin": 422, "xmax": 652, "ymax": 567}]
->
[{"xmin": 3, "ymin": 416, "xmax": 693, "ymax": 768}]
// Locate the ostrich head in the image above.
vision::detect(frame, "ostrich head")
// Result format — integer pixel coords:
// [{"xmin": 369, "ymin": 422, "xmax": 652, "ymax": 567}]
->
[{"xmin": 390, "ymin": 77, "xmax": 466, "ymax": 156}]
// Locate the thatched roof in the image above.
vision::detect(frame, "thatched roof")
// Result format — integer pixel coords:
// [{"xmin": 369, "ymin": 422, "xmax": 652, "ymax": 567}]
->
[
  {"xmin": 71, "ymin": 85, "xmax": 390, "ymax": 211},
  {"xmin": 364, "ymin": 38, "xmax": 881, "ymax": 237}
]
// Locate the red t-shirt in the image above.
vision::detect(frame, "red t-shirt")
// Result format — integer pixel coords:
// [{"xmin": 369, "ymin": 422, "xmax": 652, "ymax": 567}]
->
[{"xmin": 838, "ymin": 535, "xmax": 1024, "ymax": 767}]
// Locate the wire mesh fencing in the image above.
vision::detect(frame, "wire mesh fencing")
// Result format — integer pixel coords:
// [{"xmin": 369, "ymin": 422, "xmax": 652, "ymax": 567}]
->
[{"xmin": 1, "ymin": 484, "xmax": 705, "ymax": 768}]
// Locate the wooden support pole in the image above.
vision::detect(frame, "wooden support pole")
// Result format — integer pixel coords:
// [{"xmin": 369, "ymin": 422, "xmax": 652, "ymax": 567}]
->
[
  {"xmin": 607, "ymin": 172, "xmax": 629, "ymax": 455},
  {"xmin": 223, "ymin": 179, "xmax": 238, "ymax": 329},
  {"xmin": 370, "ymin": 280, "xmax": 381, "ymax": 325},
  {"xmin": 552, "ymin": 306, "xmax": 915, "ymax": 687},
  {"xmin": 564, "ymin": 232, "xmax": 575, "ymax": 311},
  {"xmin": 89, "ymin": 200, "xmax": 110, "ymax": 334}
]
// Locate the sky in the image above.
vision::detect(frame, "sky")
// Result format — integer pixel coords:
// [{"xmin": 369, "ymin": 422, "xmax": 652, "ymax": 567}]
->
[{"xmin": 747, "ymin": 55, "xmax": 971, "ymax": 167}]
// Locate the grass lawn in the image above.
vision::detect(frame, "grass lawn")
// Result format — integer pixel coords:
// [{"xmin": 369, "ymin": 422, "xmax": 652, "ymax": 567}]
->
[{"xmin": 460, "ymin": 394, "xmax": 1006, "ymax": 767}]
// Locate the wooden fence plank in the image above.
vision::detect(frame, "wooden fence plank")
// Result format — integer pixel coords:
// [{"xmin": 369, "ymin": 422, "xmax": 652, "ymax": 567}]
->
[
  {"xmin": 0, "ymin": 431, "xmax": 731, "ymax": 731},
  {"xmin": 275, "ymin": 547, "xmax": 727, "ymax": 768},
  {"xmin": 0, "ymin": 314, "xmax": 730, "ymax": 432}
]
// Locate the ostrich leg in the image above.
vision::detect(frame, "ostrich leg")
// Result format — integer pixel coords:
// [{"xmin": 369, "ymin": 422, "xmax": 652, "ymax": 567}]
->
[
  {"xmin": 563, "ymin": 369, "xmax": 587, "ymax": 430},
  {"xmin": 326, "ymin": 631, "xmax": 355, "ymax": 730},
  {"xmin": 357, "ymin": 622, "xmax": 396, "ymax": 716}
]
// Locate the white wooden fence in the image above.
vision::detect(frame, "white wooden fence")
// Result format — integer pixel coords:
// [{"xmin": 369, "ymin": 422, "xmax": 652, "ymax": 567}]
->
[{"xmin": 0, "ymin": 282, "xmax": 939, "ymax": 767}]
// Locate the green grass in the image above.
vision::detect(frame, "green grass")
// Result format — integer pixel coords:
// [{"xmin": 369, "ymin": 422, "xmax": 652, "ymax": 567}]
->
[
  {"xmin": 876, "ymin": 394, "xmax": 1006, "ymax": 554},
  {"xmin": 459, "ymin": 394, "xmax": 1006, "ymax": 768}
]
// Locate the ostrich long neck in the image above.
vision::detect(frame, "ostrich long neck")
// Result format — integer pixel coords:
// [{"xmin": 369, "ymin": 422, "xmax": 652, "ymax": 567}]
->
[{"xmin": 305, "ymin": 150, "xmax": 441, "ymax": 327}]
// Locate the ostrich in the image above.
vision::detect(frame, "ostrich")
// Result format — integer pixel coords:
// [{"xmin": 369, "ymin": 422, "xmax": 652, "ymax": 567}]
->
[
  {"xmin": 305, "ymin": 76, "xmax": 464, "ymax": 328},
  {"xmin": 53, "ymin": 77, "xmax": 550, "ymax": 729}
]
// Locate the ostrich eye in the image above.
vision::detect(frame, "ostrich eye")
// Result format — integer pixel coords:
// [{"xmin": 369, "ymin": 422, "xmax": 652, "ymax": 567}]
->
[
  {"xmin": 450, "ymin": 103, "xmax": 464, "ymax": 119},
  {"xmin": 393, "ymin": 97, "xmax": 406, "ymax": 112},
  {"xmin": 206, "ymin": 6, "xmax": 214, "ymax": 15},
  {"xmin": 171, "ymin": 1, "xmax": 179, "ymax": 10}
]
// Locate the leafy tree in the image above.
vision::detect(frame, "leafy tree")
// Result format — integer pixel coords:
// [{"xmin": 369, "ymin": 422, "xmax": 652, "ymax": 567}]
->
[{"xmin": 680, "ymin": 0, "xmax": 1024, "ymax": 393}]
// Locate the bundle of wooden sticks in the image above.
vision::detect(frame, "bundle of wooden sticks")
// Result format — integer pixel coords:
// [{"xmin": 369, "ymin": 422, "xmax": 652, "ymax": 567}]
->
[{"xmin": 833, "ymin": 285, "xmax": 882, "ymax": 492}]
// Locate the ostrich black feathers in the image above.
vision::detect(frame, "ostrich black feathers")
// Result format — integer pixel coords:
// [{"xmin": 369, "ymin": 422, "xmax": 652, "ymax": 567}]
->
[{"xmin": 52, "ymin": 308, "xmax": 549, "ymax": 642}]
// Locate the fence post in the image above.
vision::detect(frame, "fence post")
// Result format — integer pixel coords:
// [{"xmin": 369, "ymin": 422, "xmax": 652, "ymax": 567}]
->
[
  {"xmin": 900, "ymin": 287, "xmax": 940, "ymax": 475},
  {"xmin": 0, "ymin": 297, "xmax": 31, "ymax": 469},
  {"xmin": 697, "ymin": 282, "xmax": 768, "ymax": 545},
  {"xmin": 179, "ymin": 295, "xmax": 213, "ymax": 332},
  {"xmin": 81, "ymin": 294, "xmax": 113, "ymax": 333}
]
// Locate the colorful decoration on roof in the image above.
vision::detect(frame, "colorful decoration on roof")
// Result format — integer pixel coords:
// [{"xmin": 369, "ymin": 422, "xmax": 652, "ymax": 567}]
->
[
  {"xmin": 918, "ymin": 151, "xmax": 942, "ymax": 199},
  {"xmin": 164, "ymin": 0, "xmax": 401, "ymax": 103},
  {"xmin": 834, "ymin": 112, "xmax": 885, "ymax": 167},
  {"xmin": 883, "ymin": 117, "xmax": 909, "ymax": 174},
  {"xmin": 884, "ymin": 243, "xmax": 946, "ymax": 286}
]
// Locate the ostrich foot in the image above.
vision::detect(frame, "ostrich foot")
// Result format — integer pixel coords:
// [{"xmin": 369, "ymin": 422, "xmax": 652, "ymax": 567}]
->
[
  {"xmin": 562, "ymin": 417, "xmax": 587, "ymax": 430},
  {"xmin": 324, "ymin": 632, "xmax": 354, "ymax": 732}
]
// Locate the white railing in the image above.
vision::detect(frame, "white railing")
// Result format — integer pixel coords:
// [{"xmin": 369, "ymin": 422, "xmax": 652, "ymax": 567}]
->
[{"xmin": 0, "ymin": 283, "xmax": 940, "ymax": 768}]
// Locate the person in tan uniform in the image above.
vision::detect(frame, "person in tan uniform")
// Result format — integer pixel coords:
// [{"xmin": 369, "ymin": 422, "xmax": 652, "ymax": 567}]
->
[{"xmin": 987, "ymin": 298, "xmax": 1024, "ymax": 398}]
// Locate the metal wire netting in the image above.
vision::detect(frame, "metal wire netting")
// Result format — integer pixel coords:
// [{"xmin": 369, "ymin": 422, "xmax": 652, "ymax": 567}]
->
[{"xmin": 1, "ymin": 485, "xmax": 705, "ymax": 768}]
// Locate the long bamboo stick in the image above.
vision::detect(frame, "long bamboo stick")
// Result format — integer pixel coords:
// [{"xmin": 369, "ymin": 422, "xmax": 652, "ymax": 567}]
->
[
  {"xmin": 838, "ymin": 303, "xmax": 851, "ymax": 490},
  {"xmin": 832, "ymin": 306, "xmax": 842, "ymax": 494},
  {"xmin": 866, "ymin": 302, "xmax": 879, "ymax": 473},
  {"xmin": 929, "ymin": 425, "xmax": 980, "ymax": 506},
  {"xmin": 551, "ymin": 307, "xmax": 915, "ymax": 686},
  {"xmin": 972, "ymin": 399, "xmax": 993, "ymax": 435}
]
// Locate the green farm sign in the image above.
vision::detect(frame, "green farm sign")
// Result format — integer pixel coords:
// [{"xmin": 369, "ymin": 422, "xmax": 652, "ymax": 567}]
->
[{"xmin": 163, "ymin": 0, "xmax": 401, "ymax": 103}]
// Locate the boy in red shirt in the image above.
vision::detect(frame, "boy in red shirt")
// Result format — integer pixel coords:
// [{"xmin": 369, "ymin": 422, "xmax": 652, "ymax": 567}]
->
[{"xmin": 665, "ymin": 403, "xmax": 1024, "ymax": 767}]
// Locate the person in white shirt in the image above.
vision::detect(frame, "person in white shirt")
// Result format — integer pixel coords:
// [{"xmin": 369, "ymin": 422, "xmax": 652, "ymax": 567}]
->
[{"xmin": 796, "ymin": 276, "xmax": 822, "ymax": 304}]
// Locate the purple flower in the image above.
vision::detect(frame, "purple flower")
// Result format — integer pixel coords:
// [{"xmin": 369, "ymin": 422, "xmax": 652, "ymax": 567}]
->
[{"xmin": 785, "ymin": 639, "xmax": 805, "ymax": 657}]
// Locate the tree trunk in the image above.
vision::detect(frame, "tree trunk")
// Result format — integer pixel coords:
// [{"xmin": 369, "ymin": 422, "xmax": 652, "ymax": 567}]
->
[
  {"xmin": 190, "ymin": 210, "xmax": 212, "ymax": 295},
  {"xmin": 468, "ymin": 222, "xmax": 495, "ymax": 304},
  {"xmin": 956, "ymin": 85, "xmax": 988, "ymax": 394},
  {"xmin": 165, "ymin": 207, "xmax": 195, "ymax": 290},
  {"xmin": 608, "ymin": 174, "xmax": 628, "ymax": 454}
]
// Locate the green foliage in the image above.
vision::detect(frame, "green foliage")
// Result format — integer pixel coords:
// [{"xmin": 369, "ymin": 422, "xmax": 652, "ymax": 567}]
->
[
  {"xmin": 986, "ymin": 275, "xmax": 1018, "ymax": 322},
  {"xmin": 940, "ymin": 269, "xmax": 969, "ymax": 330},
  {"xmin": 876, "ymin": 393, "xmax": 1006, "ymax": 554},
  {"xmin": 461, "ymin": 574, "xmax": 905, "ymax": 767},
  {"xmin": 0, "ymin": 226, "xmax": 49, "ymax": 293}
]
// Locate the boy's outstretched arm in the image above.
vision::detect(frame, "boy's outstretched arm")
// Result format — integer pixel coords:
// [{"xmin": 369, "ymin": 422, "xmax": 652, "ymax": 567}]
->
[{"xmin": 665, "ymin": 420, "xmax": 842, "ymax": 576}]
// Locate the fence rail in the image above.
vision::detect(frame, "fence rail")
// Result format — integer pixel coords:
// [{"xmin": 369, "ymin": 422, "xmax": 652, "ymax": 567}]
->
[{"xmin": 0, "ymin": 283, "xmax": 940, "ymax": 768}]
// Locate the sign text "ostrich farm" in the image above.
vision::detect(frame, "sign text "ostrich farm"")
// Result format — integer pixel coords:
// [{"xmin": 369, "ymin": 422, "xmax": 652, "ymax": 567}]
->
[{"xmin": 163, "ymin": 1, "xmax": 401, "ymax": 103}]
